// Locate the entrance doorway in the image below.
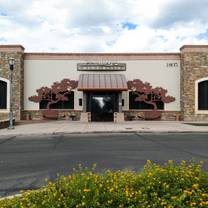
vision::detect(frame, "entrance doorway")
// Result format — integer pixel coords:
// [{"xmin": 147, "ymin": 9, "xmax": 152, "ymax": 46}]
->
[{"xmin": 87, "ymin": 92, "xmax": 118, "ymax": 121}]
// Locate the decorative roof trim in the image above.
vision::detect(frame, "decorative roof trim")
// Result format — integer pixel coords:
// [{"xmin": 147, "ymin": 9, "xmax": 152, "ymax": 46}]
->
[
  {"xmin": 0, "ymin": 45, "xmax": 25, "ymax": 52},
  {"xmin": 180, "ymin": 45, "xmax": 208, "ymax": 52},
  {"xmin": 24, "ymin": 52, "xmax": 180, "ymax": 60}
]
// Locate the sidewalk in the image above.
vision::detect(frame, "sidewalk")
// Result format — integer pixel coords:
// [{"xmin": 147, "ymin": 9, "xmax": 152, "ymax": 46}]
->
[{"xmin": 0, "ymin": 120, "xmax": 208, "ymax": 136}]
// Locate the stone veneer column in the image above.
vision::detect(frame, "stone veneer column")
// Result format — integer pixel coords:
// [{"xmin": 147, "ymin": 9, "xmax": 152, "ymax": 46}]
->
[
  {"xmin": 0, "ymin": 45, "xmax": 24, "ymax": 121},
  {"xmin": 180, "ymin": 45, "xmax": 208, "ymax": 121}
]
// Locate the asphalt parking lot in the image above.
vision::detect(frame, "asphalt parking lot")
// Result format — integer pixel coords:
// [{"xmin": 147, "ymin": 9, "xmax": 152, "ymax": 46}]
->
[{"xmin": 0, "ymin": 132, "xmax": 208, "ymax": 197}]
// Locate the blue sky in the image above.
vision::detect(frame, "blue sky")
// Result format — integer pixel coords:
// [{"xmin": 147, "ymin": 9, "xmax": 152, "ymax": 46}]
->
[{"xmin": 0, "ymin": 0, "xmax": 208, "ymax": 52}]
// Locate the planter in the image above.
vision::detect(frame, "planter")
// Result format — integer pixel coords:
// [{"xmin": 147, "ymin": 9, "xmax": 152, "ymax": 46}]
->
[
  {"xmin": 144, "ymin": 111, "xmax": 161, "ymax": 120},
  {"xmin": 42, "ymin": 110, "xmax": 59, "ymax": 120}
]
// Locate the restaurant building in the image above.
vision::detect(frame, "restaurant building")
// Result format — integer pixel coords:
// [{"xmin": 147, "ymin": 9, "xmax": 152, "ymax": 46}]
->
[{"xmin": 0, "ymin": 45, "xmax": 208, "ymax": 122}]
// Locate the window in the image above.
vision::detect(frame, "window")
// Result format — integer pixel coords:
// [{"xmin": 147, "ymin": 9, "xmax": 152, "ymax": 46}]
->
[
  {"xmin": 0, "ymin": 80, "xmax": 7, "ymax": 109},
  {"xmin": 122, "ymin": 99, "xmax": 124, "ymax": 106},
  {"xmin": 79, "ymin": 98, "xmax": 82, "ymax": 106},
  {"xmin": 198, "ymin": 80, "xmax": 208, "ymax": 110},
  {"xmin": 129, "ymin": 92, "xmax": 164, "ymax": 110},
  {"xmin": 40, "ymin": 92, "xmax": 74, "ymax": 109}
]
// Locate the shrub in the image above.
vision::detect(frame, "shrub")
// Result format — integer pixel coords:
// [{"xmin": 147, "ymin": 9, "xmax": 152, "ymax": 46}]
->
[{"xmin": 1, "ymin": 161, "xmax": 208, "ymax": 208}]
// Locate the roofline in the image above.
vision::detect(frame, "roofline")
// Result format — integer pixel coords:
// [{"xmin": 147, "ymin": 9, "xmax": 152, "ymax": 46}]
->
[
  {"xmin": 0, "ymin": 45, "xmax": 25, "ymax": 52},
  {"xmin": 24, "ymin": 52, "xmax": 181, "ymax": 61},
  {"xmin": 180, "ymin": 45, "xmax": 208, "ymax": 51},
  {"xmin": 0, "ymin": 45, "xmax": 25, "ymax": 49},
  {"xmin": 24, "ymin": 52, "xmax": 180, "ymax": 56}
]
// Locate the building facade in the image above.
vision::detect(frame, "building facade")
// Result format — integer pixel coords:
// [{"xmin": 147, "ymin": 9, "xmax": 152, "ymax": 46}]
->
[{"xmin": 0, "ymin": 45, "xmax": 208, "ymax": 122}]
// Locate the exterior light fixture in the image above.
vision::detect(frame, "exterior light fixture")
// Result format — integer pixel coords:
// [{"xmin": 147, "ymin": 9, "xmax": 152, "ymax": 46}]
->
[{"xmin": 8, "ymin": 57, "xmax": 15, "ymax": 129}]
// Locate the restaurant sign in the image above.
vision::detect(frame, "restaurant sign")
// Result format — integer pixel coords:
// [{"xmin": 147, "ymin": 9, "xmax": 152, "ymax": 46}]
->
[{"xmin": 77, "ymin": 62, "xmax": 126, "ymax": 71}]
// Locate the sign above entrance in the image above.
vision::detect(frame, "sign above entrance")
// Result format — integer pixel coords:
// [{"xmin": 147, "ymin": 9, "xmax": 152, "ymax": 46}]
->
[{"xmin": 77, "ymin": 62, "xmax": 126, "ymax": 71}]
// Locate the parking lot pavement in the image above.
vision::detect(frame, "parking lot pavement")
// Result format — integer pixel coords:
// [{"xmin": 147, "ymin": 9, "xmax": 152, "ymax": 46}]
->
[{"xmin": 0, "ymin": 132, "xmax": 208, "ymax": 197}]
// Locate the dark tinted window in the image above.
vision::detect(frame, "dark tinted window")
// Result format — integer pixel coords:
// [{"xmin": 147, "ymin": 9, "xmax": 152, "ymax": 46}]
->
[
  {"xmin": 40, "ymin": 92, "xmax": 74, "ymax": 109},
  {"xmin": 122, "ymin": 99, "xmax": 124, "ymax": 106},
  {"xmin": 79, "ymin": 98, "xmax": 82, "ymax": 106},
  {"xmin": 0, "ymin": 80, "xmax": 7, "ymax": 109},
  {"xmin": 198, "ymin": 80, "xmax": 208, "ymax": 110},
  {"xmin": 129, "ymin": 92, "xmax": 164, "ymax": 110}
]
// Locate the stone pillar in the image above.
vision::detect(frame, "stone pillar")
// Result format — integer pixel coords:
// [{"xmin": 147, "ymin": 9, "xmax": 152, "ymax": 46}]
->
[
  {"xmin": 80, "ymin": 112, "xmax": 90, "ymax": 122},
  {"xmin": 0, "ymin": 45, "xmax": 24, "ymax": 121},
  {"xmin": 180, "ymin": 45, "xmax": 208, "ymax": 121},
  {"xmin": 114, "ymin": 112, "xmax": 124, "ymax": 122}
]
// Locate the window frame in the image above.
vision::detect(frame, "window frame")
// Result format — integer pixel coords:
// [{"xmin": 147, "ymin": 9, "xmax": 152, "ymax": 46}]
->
[
  {"xmin": 195, "ymin": 77, "xmax": 208, "ymax": 114},
  {"xmin": 0, "ymin": 77, "xmax": 10, "ymax": 112}
]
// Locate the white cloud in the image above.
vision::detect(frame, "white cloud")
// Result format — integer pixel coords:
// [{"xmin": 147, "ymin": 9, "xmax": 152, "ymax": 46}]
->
[{"xmin": 0, "ymin": 0, "xmax": 208, "ymax": 52}]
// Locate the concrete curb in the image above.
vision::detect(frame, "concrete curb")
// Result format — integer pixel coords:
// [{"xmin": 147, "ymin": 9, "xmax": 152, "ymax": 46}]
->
[
  {"xmin": 1, "ymin": 130, "xmax": 208, "ymax": 137},
  {"xmin": 0, "ymin": 194, "xmax": 21, "ymax": 201}
]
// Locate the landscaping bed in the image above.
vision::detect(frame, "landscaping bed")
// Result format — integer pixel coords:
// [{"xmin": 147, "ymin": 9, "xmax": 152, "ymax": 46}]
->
[{"xmin": 1, "ymin": 161, "xmax": 208, "ymax": 208}]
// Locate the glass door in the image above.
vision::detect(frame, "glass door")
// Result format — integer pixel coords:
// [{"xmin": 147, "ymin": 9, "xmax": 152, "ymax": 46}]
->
[{"xmin": 87, "ymin": 93, "xmax": 118, "ymax": 121}]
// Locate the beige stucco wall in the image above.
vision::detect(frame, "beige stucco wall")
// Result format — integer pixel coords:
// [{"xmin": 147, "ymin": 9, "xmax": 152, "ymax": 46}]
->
[{"xmin": 24, "ymin": 58, "xmax": 180, "ymax": 111}]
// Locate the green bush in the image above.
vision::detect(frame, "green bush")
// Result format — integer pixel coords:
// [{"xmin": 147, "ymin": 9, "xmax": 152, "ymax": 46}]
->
[{"xmin": 1, "ymin": 161, "xmax": 208, "ymax": 208}]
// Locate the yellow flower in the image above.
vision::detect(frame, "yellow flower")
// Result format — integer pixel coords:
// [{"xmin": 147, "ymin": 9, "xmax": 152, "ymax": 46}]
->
[
  {"xmin": 171, "ymin": 196, "xmax": 177, "ymax": 200},
  {"xmin": 184, "ymin": 190, "xmax": 192, "ymax": 195},
  {"xmin": 107, "ymin": 200, "xmax": 113, "ymax": 204},
  {"xmin": 190, "ymin": 202, "xmax": 197, "ymax": 206},
  {"xmin": 83, "ymin": 188, "xmax": 91, "ymax": 192},
  {"xmin": 109, "ymin": 188, "xmax": 114, "ymax": 192},
  {"xmin": 192, "ymin": 184, "xmax": 199, "ymax": 189},
  {"xmin": 148, "ymin": 172, "xmax": 153, "ymax": 177}
]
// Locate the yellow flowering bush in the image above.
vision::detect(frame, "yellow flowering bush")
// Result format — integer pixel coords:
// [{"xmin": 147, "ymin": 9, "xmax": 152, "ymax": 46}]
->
[{"xmin": 1, "ymin": 161, "xmax": 208, "ymax": 208}]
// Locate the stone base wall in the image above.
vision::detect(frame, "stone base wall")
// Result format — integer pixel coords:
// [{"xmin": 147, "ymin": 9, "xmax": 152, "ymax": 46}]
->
[
  {"xmin": 161, "ymin": 111, "xmax": 181, "ymax": 121},
  {"xmin": 0, "ymin": 112, "xmax": 9, "ymax": 120},
  {"xmin": 124, "ymin": 111, "xmax": 181, "ymax": 121},
  {"xmin": 22, "ymin": 110, "xmax": 181, "ymax": 121},
  {"xmin": 0, "ymin": 120, "xmax": 9, "ymax": 129},
  {"xmin": 22, "ymin": 110, "xmax": 81, "ymax": 121},
  {"xmin": 80, "ymin": 112, "xmax": 91, "ymax": 122},
  {"xmin": 114, "ymin": 112, "xmax": 125, "ymax": 122},
  {"xmin": 181, "ymin": 114, "xmax": 208, "ymax": 122}
]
